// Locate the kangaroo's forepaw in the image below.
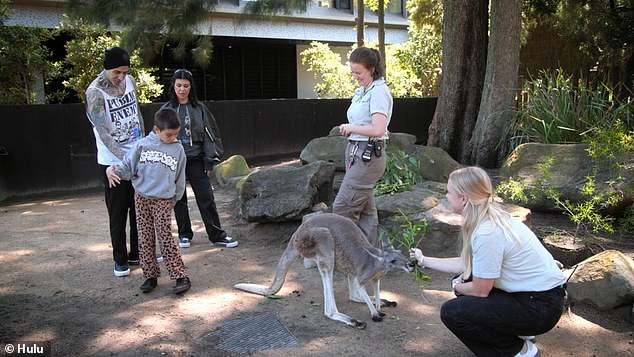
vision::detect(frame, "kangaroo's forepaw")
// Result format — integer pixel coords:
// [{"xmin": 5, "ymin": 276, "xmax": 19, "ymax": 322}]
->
[
  {"xmin": 350, "ymin": 319, "xmax": 367, "ymax": 330},
  {"xmin": 372, "ymin": 314, "xmax": 384, "ymax": 322},
  {"xmin": 379, "ymin": 311, "xmax": 386, "ymax": 317},
  {"xmin": 381, "ymin": 299, "xmax": 398, "ymax": 308}
]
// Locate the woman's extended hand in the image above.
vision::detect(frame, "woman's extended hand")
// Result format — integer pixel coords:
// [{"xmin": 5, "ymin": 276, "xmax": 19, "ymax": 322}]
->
[
  {"xmin": 339, "ymin": 123, "xmax": 352, "ymax": 137},
  {"xmin": 409, "ymin": 248, "xmax": 424, "ymax": 267}
]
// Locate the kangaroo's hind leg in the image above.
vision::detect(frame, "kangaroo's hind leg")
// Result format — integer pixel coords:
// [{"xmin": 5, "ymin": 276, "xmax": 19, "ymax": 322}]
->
[
  {"xmin": 316, "ymin": 262, "xmax": 367, "ymax": 329},
  {"xmin": 348, "ymin": 276, "xmax": 397, "ymax": 310},
  {"xmin": 347, "ymin": 276, "xmax": 385, "ymax": 322},
  {"xmin": 308, "ymin": 229, "xmax": 367, "ymax": 329}
]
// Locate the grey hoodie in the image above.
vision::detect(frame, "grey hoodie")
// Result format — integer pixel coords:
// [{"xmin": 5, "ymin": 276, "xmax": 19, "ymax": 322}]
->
[{"xmin": 114, "ymin": 131, "xmax": 186, "ymax": 205}]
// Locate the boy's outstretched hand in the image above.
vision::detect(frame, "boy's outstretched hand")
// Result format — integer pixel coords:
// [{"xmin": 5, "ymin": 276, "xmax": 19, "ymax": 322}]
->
[{"xmin": 105, "ymin": 165, "xmax": 121, "ymax": 188}]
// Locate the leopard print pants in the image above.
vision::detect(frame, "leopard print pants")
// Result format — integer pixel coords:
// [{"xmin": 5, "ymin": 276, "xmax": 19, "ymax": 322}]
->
[{"xmin": 135, "ymin": 193, "xmax": 187, "ymax": 280}]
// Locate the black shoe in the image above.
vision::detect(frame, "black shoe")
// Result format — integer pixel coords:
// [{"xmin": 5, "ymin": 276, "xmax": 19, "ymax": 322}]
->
[
  {"xmin": 140, "ymin": 278, "xmax": 158, "ymax": 293},
  {"xmin": 114, "ymin": 263, "xmax": 130, "ymax": 277},
  {"xmin": 212, "ymin": 236, "xmax": 239, "ymax": 248},
  {"xmin": 128, "ymin": 258, "xmax": 140, "ymax": 266},
  {"xmin": 172, "ymin": 277, "xmax": 191, "ymax": 294},
  {"xmin": 178, "ymin": 236, "xmax": 191, "ymax": 248}
]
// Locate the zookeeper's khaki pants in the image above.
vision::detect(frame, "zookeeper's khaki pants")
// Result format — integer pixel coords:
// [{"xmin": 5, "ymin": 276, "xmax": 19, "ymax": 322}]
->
[{"xmin": 332, "ymin": 141, "xmax": 386, "ymax": 246}]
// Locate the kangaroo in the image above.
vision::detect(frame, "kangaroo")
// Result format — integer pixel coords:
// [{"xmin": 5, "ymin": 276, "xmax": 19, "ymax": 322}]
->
[{"xmin": 234, "ymin": 213, "xmax": 413, "ymax": 329}]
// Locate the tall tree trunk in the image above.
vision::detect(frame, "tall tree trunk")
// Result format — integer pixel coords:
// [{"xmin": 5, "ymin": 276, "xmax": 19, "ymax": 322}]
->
[
  {"xmin": 426, "ymin": 0, "xmax": 488, "ymax": 163},
  {"xmin": 469, "ymin": 0, "xmax": 521, "ymax": 168},
  {"xmin": 357, "ymin": 0, "xmax": 364, "ymax": 47},
  {"xmin": 378, "ymin": 0, "xmax": 385, "ymax": 66}
]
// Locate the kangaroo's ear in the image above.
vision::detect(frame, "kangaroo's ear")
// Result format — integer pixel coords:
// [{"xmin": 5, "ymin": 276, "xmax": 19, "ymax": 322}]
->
[{"xmin": 364, "ymin": 247, "xmax": 384, "ymax": 262}]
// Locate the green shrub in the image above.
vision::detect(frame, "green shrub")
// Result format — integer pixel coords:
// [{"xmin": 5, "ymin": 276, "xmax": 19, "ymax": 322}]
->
[
  {"xmin": 375, "ymin": 150, "xmax": 421, "ymax": 196},
  {"xmin": 500, "ymin": 69, "xmax": 634, "ymax": 239},
  {"xmin": 507, "ymin": 69, "xmax": 631, "ymax": 152}
]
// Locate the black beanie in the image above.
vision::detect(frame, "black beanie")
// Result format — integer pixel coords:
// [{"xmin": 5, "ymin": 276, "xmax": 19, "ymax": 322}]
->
[{"xmin": 103, "ymin": 47, "xmax": 131, "ymax": 70}]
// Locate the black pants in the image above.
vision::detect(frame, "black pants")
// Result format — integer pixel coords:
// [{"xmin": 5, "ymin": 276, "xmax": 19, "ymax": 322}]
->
[
  {"xmin": 174, "ymin": 158, "xmax": 227, "ymax": 242},
  {"xmin": 440, "ymin": 286, "xmax": 566, "ymax": 356},
  {"xmin": 100, "ymin": 164, "xmax": 139, "ymax": 265}
]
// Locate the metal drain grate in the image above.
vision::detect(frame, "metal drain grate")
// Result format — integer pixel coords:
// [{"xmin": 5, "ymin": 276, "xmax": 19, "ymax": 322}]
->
[{"xmin": 208, "ymin": 312, "xmax": 298, "ymax": 353}]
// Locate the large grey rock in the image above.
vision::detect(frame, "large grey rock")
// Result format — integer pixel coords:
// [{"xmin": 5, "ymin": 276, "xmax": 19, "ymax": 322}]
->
[
  {"xmin": 302, "ymin": 128, "xmax": 419, "ymax": 171},
  {"xmin": 376, "ymin": 182, "xmax": 446, "ymax": 219},
  {"xmin": 299, "ymin": 136, "xmax": 348, "ymax": 171},
  {"xmin": 214, "ymin": 155, "xmax": 250, "ymax": 188},
  {"xmin": 412, "ymin": 145, "xmax": 464, "ymax": 183},
  {"xmin": 239, "ymin": 161, "xmax": 335, "ymax": 222},
  {"xmin": 566, "ymin": 250, "xmax": 634, "ymax": 310},
  {"xmin": 387, "ymin": 132, "xmax": 418, "ymax": 153},
  {"xmin": 499, "ymin": 143, "xmax": 634, "ymax": 212}
]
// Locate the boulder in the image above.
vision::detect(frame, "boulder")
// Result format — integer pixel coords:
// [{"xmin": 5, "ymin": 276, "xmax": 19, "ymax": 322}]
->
[
  {"xmin": 412, "ymin": 145, "xmax": 464, "ymax": 183},
  {"xmin": 214, "ymin": 155, "xmax": 251, "ymax": 187},
  {"xmin": 499, "ymin": 143, "xmax": 634, "ymax": 213},
  {"xmin": 386, "ymin": 133, "xmax": 418, "ymax": 153},
  {"xmin": 566, "ymin": 250, "xmax": 634, "ymax": 310},
  {"xmin": 239, "ymin": 160, "xmax": 335, "ymax": 222},
  {"xmin": 302, "ymin": 128, "xmax": 420, "ymax": 171},
  {"xmin": 376, "ymin": 182, "xmax": 446, "ymax": 219},
  {"xmin": 299, "ymin": 136, "xmax": 348, "ymax": 171}
]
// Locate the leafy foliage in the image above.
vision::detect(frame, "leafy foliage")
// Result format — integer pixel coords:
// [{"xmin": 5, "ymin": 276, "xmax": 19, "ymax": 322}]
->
[
  {"xmin": 0, "ymin": 2, "xmax": 55, "ymax": 104},
  {"xmin": 65, "ymin": 0, "xmax": 219, "ymax": 67},
  {"xmin": 507, "ymin": 69, "xmax": 633, "ymax": 152},
  {"xmin": 502, "ymin": 68, "xmax": 634, "ymax": 239},
  {"xmin": 496, "ymin": 157, "xmax": 633, "ymax": 241},
  {"xmin": 56, "ymin": 17, "xmax": 162, "ymax": 103},
  {"xmin": 300, "ymin": 39, "xmax": 434, "ymax": 99},
  {"xmin": 552, "ymin": 0, "xmax": 634, "ymax": 87},
  {"xmin": 393, "ymin": 24, "xmax": 442, "ymax": 96},
  {"xmin": 381, "ymin": 209, "xmax": 431, "ymax": 289},
  {"xmin": 300, "ymin": 42, "xmax": 356, "ymax": 98},
  {"xmin": 240, "ymin": 0, "xmax": 311, "ymax": 17},
  {"xmin": 375, "ymin": 150, "xmax": 421, "ymax": 196}
]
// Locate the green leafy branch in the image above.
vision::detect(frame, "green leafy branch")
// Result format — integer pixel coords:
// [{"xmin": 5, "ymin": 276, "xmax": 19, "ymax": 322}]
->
[{"xmin": 381, "ymin": 209, "xmax": 431, "ymax": 289}]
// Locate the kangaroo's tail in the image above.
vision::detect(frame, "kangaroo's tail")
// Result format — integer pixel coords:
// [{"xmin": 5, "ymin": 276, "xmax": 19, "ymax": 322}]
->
[
  {"xmin": 233, "ymin": 282, "xmax": 274, "ymax": 295},
  {"xmin": 233, "ymin": 232, "xmax": 300, "ymax": 296}
]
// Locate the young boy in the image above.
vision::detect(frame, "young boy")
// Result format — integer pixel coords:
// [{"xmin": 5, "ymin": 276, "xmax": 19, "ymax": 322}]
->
[{"xmin": 106, "ymin": 108, "xmax": 191, "ymax": 294}]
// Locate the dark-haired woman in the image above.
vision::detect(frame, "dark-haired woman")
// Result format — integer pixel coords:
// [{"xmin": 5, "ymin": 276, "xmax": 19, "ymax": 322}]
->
[
  {"xmin": 332, "ymin": 47, "xmax": 393, "ymax": 247},
  {"xmin": 160, "ymin": 69, "xmax": 238, "ymax": 249}
]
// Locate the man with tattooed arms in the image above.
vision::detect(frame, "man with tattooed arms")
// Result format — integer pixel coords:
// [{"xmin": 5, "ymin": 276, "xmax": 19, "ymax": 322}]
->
[{"xmin": 85, "ymin": 46, "xmax": 145, "ymax": 278}]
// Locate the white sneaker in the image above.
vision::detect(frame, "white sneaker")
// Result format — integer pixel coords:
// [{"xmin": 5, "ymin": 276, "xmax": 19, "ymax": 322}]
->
[
  {"xmin": 519, "ymin": 335, "xmax": 535, "ymax": 341},
  {"xmin": 113, "ymin": 263, "xmax": 130, "ymax": 277},
  {"xmin": 157, "ymin": 255, "xmax": 163, "ymax": 263},
  {"xmin": 515, "ymin": 340, "xmax": 539, "ymax": 357},
  {"xmin": 178, "ymin": 236, "xmax": 191, "ymax": 248},
  {"xmin": 212, "ymin": 236, "xmax": 238, "ymax": 248}
]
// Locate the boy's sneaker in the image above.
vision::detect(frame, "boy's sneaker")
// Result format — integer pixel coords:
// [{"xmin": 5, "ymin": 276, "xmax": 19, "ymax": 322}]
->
[
  {"xmin": 212, "ymin": 236, "xmax": 239, "ymax": 248},
  {"xmin": 172, "ymin": 277, "xmax": 191, "ymax": 294},
  {"xmin": 114, "ymin": 263, "xmax": 130, "ymax": 277},
  {"xmin": 178, "ymin": 236, "xmax": 191, "ymax": 248},
  {"xmin": 128, "ymin": 257, "xmax": 140, "ymax": 266},
  {"xmin": 140, "ymin": 278, "xmax": 158, "ymax": 293},
  {"xmin": 157, "ymin": 255, "xmax": 164, "ymax": 263}
]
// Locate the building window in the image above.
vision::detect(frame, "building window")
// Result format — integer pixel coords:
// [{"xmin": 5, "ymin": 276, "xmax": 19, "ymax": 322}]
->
[
  {"xmin": 337, "ymin": 0, "xmax": 351, "ymax": 10},
  {"xmin": 319, "ymin": 1, "xmax": 351, "ymax": 9},
  {"xmin": 387, "ymin": 0, "xmax": 404, "ymax": 15}
]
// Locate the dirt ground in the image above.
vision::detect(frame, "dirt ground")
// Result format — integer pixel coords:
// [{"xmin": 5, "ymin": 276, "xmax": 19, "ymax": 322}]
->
[{"xmin": 1, "ymin": 179, "xmax": 633, "ymax": 356}]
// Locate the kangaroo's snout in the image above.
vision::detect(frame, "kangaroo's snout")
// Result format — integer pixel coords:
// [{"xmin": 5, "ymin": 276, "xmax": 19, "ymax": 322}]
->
[{"xmin": 384, "ymin": 249, "xmax": 413, "ymax": 273}]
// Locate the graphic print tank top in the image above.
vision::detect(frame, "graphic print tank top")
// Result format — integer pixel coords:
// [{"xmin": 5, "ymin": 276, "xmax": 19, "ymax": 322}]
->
[{"xmin": 90, "ymin": 76, "xmax": 142, "ymax": 165}]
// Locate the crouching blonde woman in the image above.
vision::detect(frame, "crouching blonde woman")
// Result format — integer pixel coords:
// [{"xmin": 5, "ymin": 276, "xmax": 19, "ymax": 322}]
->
[{"xmin": 410, "ymin": 166, "xmax": 567, "ymax": 357}]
